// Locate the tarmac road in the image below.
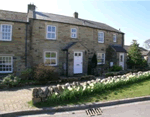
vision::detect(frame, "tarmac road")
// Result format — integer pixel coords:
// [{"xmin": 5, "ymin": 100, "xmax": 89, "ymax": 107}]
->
[{"xmin": 18, "ymin": 100, "xmax": 150, "ymax": 117}]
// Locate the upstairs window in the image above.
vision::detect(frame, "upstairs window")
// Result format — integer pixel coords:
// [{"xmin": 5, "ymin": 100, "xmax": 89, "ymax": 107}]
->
[
  {"xmin": 97, "ymin": 53, "xmax": 105, "ymax": 64},
  {"xmin": 0, "ymin": 56, "xmax": 13, "ymax": 73},
  {"xmin": 0, "ymin": 24, "xmax": 12, "ymax": 41},
  {"xmin": 113, "ymin": 34, "xmax": 117, "ymax": 42},
  {"xmin": 44, "ymin": 51, "xmax": 57, "ymax": 66},
  {"xmin": 46, "ymin": 25, "xmax": 56, "ymax": 39},
  {"xmin": 71, "ymin": 28, "xmax": 77, "ymax": 38},
  {"xmin": 98, "ymin": 32, "xmax": 104, "ymax": 43}
]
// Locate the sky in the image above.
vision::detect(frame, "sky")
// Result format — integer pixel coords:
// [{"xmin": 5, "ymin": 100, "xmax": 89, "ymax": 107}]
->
[{"xmin": 0, "ymin": 0, "xmax": 149, "ymax": 48}]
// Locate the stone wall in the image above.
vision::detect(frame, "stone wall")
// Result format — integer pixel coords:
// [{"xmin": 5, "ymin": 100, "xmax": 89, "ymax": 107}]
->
[{"xmin": 32, "ymin": 70, "xmax": 150, "ymax": 104}]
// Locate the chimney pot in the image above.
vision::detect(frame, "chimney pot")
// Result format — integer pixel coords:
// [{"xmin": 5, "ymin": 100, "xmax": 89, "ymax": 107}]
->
[
  {"xmin": 28, "ymin": 4, "xmax": 36, "ymax": 13},
  {"xmin": 74, "ymin": 12, "xmax": 78, "ymax": 18},
  {"xmin": 133, "ymin": 39, "xmax": 137, "ymax": 43}
]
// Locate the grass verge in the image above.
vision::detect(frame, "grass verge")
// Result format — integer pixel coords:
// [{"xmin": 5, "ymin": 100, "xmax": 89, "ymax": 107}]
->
[{"xmin": 28, "ymin": 73, "xmax": 150, "ymax": 108}]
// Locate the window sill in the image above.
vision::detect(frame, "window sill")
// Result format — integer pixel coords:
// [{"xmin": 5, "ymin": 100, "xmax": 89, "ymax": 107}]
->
[
  {"xmin": 71, "ymin": 37, "xmax": 77, "ymax": 39},
  {"xmin": 0, "ymin": 71, "xmax": 13, "ymax": 73},
  {"xmin": 45, "ymin": 64, "xmax": 58, "ymax": 67},
  {"xmin": 46, "ymin": 38, "xmax": 56, "ymax": 40},
  {"xmin": 0, "ymin": 40, "xmax": 12, "ymax": 42},
  {"xmin": 98, "ymin": 42, "xmax": 104, "ymax": 44},
  {"xmin": 97, "ymin": 63, "xmax": 105, "ymax": 65}
]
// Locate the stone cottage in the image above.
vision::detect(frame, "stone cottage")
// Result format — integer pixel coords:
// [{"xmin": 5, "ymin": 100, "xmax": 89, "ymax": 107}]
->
[{"xmin": 0, "ymin": 4, "xmax": 127, "ymax": 77}]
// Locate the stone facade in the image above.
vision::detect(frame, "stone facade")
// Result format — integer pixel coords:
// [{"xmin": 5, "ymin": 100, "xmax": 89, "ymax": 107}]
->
[
  {"xmin": 28, "ymin": 19, "xmax": 125, "ymax": 76},
  {"xmin": 0, "ymin": 5, "xmax": 126, "ymax": 77},
  {"xmin": 0, "ymin": 21, "xmax": 27, "ymax": 76}
]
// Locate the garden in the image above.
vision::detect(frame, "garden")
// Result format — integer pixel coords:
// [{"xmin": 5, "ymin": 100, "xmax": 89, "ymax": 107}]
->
[{"xmin": 30, "ymin": 70, "xmax": 150, "ymax": 107}]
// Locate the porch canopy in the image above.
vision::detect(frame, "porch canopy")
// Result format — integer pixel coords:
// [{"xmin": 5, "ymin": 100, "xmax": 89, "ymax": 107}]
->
[{"xmin": 111, "ymin": 45, "xmax": 127, "ymax": 53}]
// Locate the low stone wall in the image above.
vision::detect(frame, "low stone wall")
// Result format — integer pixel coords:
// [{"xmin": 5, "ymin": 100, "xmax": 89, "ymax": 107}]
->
[{"xmin": 32, "ymin": 71, "xmax": 150, "ymax": 104}]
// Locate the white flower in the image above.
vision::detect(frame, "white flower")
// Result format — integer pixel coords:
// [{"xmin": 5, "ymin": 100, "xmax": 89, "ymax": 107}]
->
[
  {"xmin": 83, "ymin": 86, "xmax": 86, "ymax": 91},
  {"xmin": 89, "ymin": 83, "xmax": 94, "ymax": 87},
  {"xmin": 55, "ymin": 92, "xmax": 58, "ymax": 95},
  {"xmin": 76, "ymin": 87, "xmax": 80, "ymax": 91},
  {"xmin": 68, "ymin": 86, "xmax": 73, "ymax": 91}
]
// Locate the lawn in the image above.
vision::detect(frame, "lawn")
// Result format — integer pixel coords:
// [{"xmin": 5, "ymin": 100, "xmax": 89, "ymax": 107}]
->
[{"xmin": 29, "ymin": 77, "xmax": 150, "ymax": 108}]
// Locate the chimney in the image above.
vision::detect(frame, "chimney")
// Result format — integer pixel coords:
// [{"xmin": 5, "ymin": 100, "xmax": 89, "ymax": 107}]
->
[
  {"xmin": 28, "ymin": 4, "xmax": 36, "ymax": 13},
  {"xmin": 133, "ymin": 39, "xmax": 137, "ymax": 43},
  {"xmin": 74, "ymin": 12, "xmax": 78, "ymax": 18}
]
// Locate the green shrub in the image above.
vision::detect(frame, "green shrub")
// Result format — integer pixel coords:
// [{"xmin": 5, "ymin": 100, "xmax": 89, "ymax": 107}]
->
[
  {"xmin": 109, "ymin": 65, "xmax": 122, "ymax": 72},
  {"xmin": 105, "ymin": 73, "xmax": 114, "ymax": 77},
  {"xmin": 2, "ymin": 74, "xmax": 21, "ymax": 87},
  {"xmin": 20, "ymin": 68, "xmax": 34, "ymax": 80},
  {"xmin": 34, "ymin": 63, "xmax": 59, "ymax": 84}
]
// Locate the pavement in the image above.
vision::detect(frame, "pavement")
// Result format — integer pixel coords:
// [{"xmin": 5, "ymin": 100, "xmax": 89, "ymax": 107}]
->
[
  {"xmin": 18, "ymin": 100, "xmax": 150, "ymax": 117},
  {"xmin": 0, "ymin": 80, "xmax": 91, "ymax": 113},
  {"xmin": 0, "ymin": 86, "xmax": 39, "ymax": 113}
]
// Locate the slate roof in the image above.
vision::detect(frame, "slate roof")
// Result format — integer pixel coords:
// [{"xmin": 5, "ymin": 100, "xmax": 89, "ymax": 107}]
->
[
  {"xmin": 0, "ymin": 10, "xmax": 27, "ymax": 22},
  {"xmin": 124, "ymin": 45, "xmax": 147, "ymax": 52},
  {"xmin": 0, "ymin": 9, "xmax": 123, "ymax": 33},
  {"xmin": 62, "ymin": 42, "xmax": 77, "ymax": 51},
  {"xmin": 28, "ymin": 11, "xmax": 123, "ymax": 33},
  {"xmin": 111, "ymin": 45, "xmax": 127, "ymax": 53},
  {"xmin": 141, "ymin": 51, "xmax": 150, "ymax": 56},
  {"xmin": 124, "ymin": 45, "xmax": 149, "ymax": 56}
]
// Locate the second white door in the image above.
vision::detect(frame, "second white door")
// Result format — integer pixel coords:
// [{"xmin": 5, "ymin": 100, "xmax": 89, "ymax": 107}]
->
[{"xmin": 119, "ymin": 53, "xmax": 124, "ymax": 70}]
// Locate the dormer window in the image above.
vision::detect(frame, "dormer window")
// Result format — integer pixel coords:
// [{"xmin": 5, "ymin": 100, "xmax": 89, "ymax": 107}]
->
[
  {"xmin": 71, "ymin": 28, "xmax": 77, "ymax": 38},
  {"xmin": 0, "ymin": 24, "xmax": 12, "ymax": 41},
  {"xmin": 113, "ymin": 34, "xmax": 117, "ymax": 42}
]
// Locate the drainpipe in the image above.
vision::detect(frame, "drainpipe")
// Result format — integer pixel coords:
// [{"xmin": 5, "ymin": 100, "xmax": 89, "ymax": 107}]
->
[
  {"xmin": 122, "ymin": 33, "xmax": 124, "ymax": 47},
  {"xmin": 25, "ymin": 23, "xmax": 28, "ymax": 68},
  {"xmin": 66, "ymin": 50, "xmax": 68, "ymax": 77}
]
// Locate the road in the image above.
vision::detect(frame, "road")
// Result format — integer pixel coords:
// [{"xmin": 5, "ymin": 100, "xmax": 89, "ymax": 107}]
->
[{"xmin": 19, "ymin": 100, "xmax": 150, "ymax": 117}]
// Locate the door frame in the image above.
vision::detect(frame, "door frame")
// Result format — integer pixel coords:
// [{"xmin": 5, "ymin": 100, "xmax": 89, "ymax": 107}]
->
[
  {"xmin": 119, "ymin": 53, "xmax": 124, "ymax": 70},
  {"xmin": 73, "ymin": 51, "xmax": 83, "ymax": 74}
]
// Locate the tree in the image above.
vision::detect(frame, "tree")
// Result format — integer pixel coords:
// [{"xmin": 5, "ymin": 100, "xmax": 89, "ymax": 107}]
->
[
  {"xmin": 126, "ymin": 40, "xmax": 146, "ymax": 69},
  {"xmin": 88, "ymin": 53, "xmax": 97, "ymax": 75},
  {"xmin": 91, "ymin": 53, "xmax": 97, "ymax": 68}
]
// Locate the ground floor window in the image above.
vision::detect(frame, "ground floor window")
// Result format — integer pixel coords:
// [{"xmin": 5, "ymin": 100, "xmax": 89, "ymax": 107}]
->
[
  {"xmin": 97, "ymin": 53, "xmax": 105, "ymax": 64},
  {"xmin": 0, "ymin": 56, "xmax": 13, "ymax": 73},
  {"xmin": 44, "ymin": 51, "xmax": 57, "ymax": 66}
]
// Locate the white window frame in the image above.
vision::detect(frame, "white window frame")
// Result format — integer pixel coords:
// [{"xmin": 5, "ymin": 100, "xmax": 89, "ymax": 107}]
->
[
  {"xmin": 113, "ymin": 34, "xmax": 117, "ymax": 42},
  {"xmin": 98, "ymin": 32, "xmax": 104, "ymax": 43},
  {"xmin": 97, "ymin": 53, "xmax": 105, "ymax": 65},
  {"xmin": 71, "ymin": 28, "xmax": 77, "ymax": 38},
  {"xmin": 0, "ymin": 56, "xmax": 13, "ymax": 73},
  {"xmin": 44, "ymin": 51, "xmax": 57, "ymax": 66},
  {"xmin": 46, "ymin": 25, "xmax": 56, "ymax": 40},
  {"xmin": 0, "ymin": 24, "xmax": 12, "ymax": 41}
]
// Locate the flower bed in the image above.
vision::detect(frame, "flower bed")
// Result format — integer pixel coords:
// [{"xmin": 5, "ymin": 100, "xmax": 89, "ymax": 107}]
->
[{"xmin": 32, "ymin": 71, "xmax": 150, "ymax": 104}]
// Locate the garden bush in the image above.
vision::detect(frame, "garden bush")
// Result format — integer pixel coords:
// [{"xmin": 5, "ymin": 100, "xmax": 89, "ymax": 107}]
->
[
  {"xmin": 105, "ymin": 72, "xmax": 114, "ymax": 77},
  {"xmin": 34, "ymin": 63, "xmax": 59, "ymax": 84},
  {"xmin": 20, "ymin": 68, "xmax": 34, "ymax": 80},
  {"xmin": 109, "ymin": 65, "xmax": 122, "ymax": 72},
  {"xmin": 2, "ymin": 74, "xmax": 21, "ymax": 87}
]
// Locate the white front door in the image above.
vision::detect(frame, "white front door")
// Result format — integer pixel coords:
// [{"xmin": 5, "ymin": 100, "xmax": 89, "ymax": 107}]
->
[
  {"xmin": 119, "ymin": 53, "xmax": 124, "ymax": 70},
  {"xmin": 74, "ymin": 52, "xmax": 83, "ymax": 74}
]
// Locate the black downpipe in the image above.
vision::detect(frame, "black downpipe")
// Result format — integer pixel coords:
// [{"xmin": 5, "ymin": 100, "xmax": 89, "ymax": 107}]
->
[{"xmin": 25, "ymin": 24, "xmax": 28, "ymax": 68}]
